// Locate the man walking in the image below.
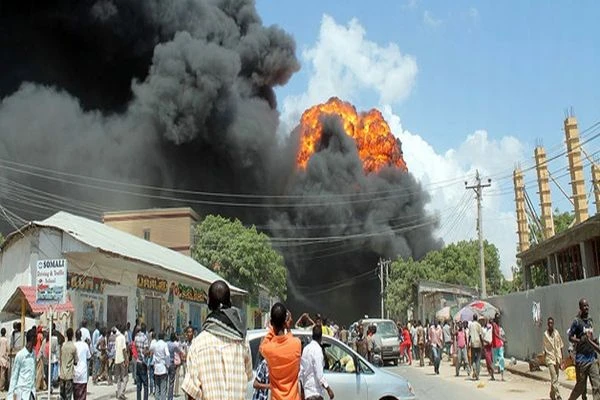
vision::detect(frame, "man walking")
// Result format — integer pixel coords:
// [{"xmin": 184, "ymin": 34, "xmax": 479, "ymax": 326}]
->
[
  {"xmin": 416, "ymin": 321, "xmax": 426, "ymax": 367},
  {"xmin": 443, "ymin": 320, "xmax": 452, "ymax": 361},
  {"xmin": 182, "ymin": 280, "xmax": 252, "ymax": 400},
  {"xmin": 60, "ymin": 328, "xmax": 78, "ymax": 400},
  {"xmin": 74, "ymin": 329, "xmax": 92, "ymax": 400},
  {"xmin": 149, "ymin": 332, "xmax": 169, "ymax": 400},
  {"xmin": 491, "ymin": 313, "xmax": 506, "ymax": 381},
  {"xmin": 568, "ymin": 298, "xmax": 600, "ymax": 400},
  {"xmin": 455, "ymin": 323, "xmax": 470, "ymax": 377},
  {"xmin": 8, "ymin": 328, "xmax": 37, "ymax": 400},
  {"xmin": 260, "ymin": 302, "xmax": 302, "ymax": 400},
  {"xmin": 0, "ymin": 328, "xmax": 9, "ymax": 391},
  {"xmin": 134, "ymin": 324, "xmax": 149, "ymax": 400},
  {"xmin": 469, "ymin": 315, "xmax": 484, "ymax": 380},
  {"xmin": 300, "ymin": 325, "xmax": 335, "ymax": 400},
  {"xmin": 114, "ymin": 325, "xmax": 129, "ymax": 400},
  {"xmin": 92, "ymin": 323, "xmax": 101, "ymax": 384},
  {"xmin": 544, "ymin": 317, "xmax": 564, "ymax": 400},
  {"xmin": 429, "ymin": 321, "xmax": 443, "ymax": 375}
]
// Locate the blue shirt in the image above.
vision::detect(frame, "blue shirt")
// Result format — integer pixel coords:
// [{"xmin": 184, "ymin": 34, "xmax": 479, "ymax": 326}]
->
[
  {"xmin": 253, "ymin": 359, "xmax": 269, "ymax": 400},
  {"xmin": 8, "ymin": 347, "xmax": 36, "ymax": 400},
  {"xmin": 570, "ymin": 316, "xmax": 597, "ymax": 363}
]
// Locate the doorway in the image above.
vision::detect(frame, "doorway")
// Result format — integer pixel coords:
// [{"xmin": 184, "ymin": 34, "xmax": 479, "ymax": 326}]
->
[
  {"xmin": 107, "ymin": 296, "xmax": 128, "ymax": 330},
  {"xmin": 144, "ymin": 297, "xmax": 162, "ymax": 333}
]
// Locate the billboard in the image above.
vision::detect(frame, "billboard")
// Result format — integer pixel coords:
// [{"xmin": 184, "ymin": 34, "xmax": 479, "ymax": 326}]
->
[{"xmin": 36, "ymin": 259, "xmax": 67, "ymax": 304}]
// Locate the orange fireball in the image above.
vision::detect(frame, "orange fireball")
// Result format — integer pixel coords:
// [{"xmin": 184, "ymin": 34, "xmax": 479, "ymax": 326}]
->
[{"xmin": 296, "ymin": 97, "xmax": 407, "ymax": 173}]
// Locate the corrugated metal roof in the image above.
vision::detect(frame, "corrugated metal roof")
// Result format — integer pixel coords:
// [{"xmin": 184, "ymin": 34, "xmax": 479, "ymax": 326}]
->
[{"xmin": 31, "ymin": 211, "xmax": 245, "ymax": 294}]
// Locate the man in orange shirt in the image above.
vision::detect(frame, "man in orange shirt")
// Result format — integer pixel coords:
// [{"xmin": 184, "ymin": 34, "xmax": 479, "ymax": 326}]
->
[{"xmin": 260, "ymin": 303, "xmax": 301, "ymax": 400}]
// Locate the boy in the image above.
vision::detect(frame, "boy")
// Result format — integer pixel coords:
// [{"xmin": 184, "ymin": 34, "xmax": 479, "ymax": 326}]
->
[{"xmin": 252, "ymin": 359, "xmax": 270, "ymax": 400}]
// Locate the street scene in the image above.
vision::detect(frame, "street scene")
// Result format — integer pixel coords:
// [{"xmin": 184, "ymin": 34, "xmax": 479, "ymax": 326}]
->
[{"xmin": 1, "ymin": 1, "xmax": 600, "ymax": 400}]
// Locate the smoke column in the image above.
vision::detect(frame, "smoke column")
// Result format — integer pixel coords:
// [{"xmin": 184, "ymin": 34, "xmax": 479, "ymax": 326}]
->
[{"xmin": 0, "ymin": 0, "xmax": 441, "ymax": 320}]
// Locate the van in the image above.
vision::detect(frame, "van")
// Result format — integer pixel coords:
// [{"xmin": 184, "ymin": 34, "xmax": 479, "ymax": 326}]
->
[{"xmin": 359, "ymin": 318, "xmax": 401, "ymax": 365}]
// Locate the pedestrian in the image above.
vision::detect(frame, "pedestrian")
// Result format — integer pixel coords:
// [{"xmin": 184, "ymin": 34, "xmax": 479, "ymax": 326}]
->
[
  {"xmin": 339, "ymin": 326, "xmax": 349, "ymax": 345},
  {"xmin": 166, "ymin": 333, "xmax": 181, "ymax": 400},
  {"xmin": 354, "ymin": 324, "xmax": 368, "ymax": 359},
  {"xmin": 175, "ymin": 326, "xmax": 193, "ymax": 398},
  {"xmin": 295, "ymin": 313, "xmax": 315, "ymax": 331},
  {"xmin": 10, "ymin": 323, "xmax": 23, "ymax": 356},
  {"xmin": 482, "ymin": 318, "xmax": 495, "ymax": 381},
  {"xmin": 544, "ymin": 317, "xmax": 564, "ymax": 400},
  {"xmin": 134, "ymin": 324, "xmax": 149, "ymax": 400},
  {"xmin": 443, "ymin": 320, "xmax": 452, "ymax": 362},
  {"xmin": 149, "ymin": 332, "xmax": 169, "ymax": 400},
  {"xmin": 107, "ymin": 327, "xmax": 116, "ymax": 386},
  {"xmin": 0, "ymin": 328, "xmax": 9, "ymax": 391},
  {"xmin": 8, "ymin": 328, "xmax": 36, "ymax": 400},
  {"xmin": 416, "ymin": 321, "xmax": 426, "ymax": 367},
  {"xmin": 300, "ymin": 325, "xmax": 335, "ymax": 400},
  {"xmin": 567, "ymin": 298, "xmax": 600, "ymax": 400},
  {"xmin": 50, "ymin": 325, "xmax": 60, "ymax": 390},
  {"xmin": 400, "ymin": 325, "xmax": 412, "ymax": 365},
  {"xmin": 60, "ymin": 328, "xmax": 78, "ymax": 400},
  {"xmin": 182, "ymin": 280, "xmax": 252, "ymax": 400},
  {"xmin": 95, "ymin": 328, "xmax": 109, "ymax": 384},
  {"xmin": 114, "ymin": 325, "xmax": 129, "ymax": 400},
  {"xmin": 147, "ymin": 329, "xmax": 155, "ymax": 396},
  {"xmin": 455, "ymin": 323, "xmax": 470, "ymax": 377},
  {"xmin": 491, "ymin": 313, "xmax": 506, "ymax": 381},
  {"xmin": 469, "ymin": 315, "xmax": 484, "ymax": 380},
  {"xmin": 429, "ymin": 321, "xmax": 443, "ymax": 374},
  {"xmin": 252, "ymin": 359, "xmax": 270, "ymax": 400},
  {"xmin": 34, "ymin": 326, "xmax": 46, "ymax": 392},
  {"xmin": 74, "ymin": 329, "xmax": 92, "ymax": 400},
  {"xmin": 260, "ymin": 302, "xmax": 301, "ymax": 400},
  {"xmin": 92, "ymin": 323, "xmax": 101, "ymax": 383}
]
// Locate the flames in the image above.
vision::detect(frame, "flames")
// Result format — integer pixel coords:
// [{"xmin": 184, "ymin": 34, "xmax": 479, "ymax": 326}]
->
[{"xmin": 296, "ymin": 97, "xmax": 407, "ymax": 173}]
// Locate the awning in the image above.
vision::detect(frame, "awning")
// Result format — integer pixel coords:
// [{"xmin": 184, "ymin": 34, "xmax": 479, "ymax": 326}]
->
[{"xmin": 2, "ymin": 286, "xmax": 74, "ymax": 317}]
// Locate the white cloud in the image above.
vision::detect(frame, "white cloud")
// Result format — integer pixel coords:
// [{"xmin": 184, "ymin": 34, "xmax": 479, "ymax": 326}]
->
[
  {"xmin": 404, "ymin": 0, "xmax": 419, "ymax": 9},
  {"xmin": 423, "ymin": 10, "xmax": 442, "ymax": 28},
  {"xmin": 280, "ymin": 15, "xmax": 417, "ymax": 132},
  {"xmin": 280, "ymin": 15, "xmax": 525, "ymax": 276}
]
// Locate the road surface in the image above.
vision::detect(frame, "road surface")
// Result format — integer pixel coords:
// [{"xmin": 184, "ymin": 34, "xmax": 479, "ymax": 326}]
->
[{"xmin": 387, "ymin": 361, "xmax": 554, "ymax": 400}]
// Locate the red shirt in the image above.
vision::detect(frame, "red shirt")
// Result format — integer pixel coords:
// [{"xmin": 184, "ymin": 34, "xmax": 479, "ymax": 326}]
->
[
  {"xmin": 402, "ymin": 329, "xmax": 412, "ymax": 345},
  {"xmin": 491, "ymin": 322, "xmax": 503, "ymax": 349}
]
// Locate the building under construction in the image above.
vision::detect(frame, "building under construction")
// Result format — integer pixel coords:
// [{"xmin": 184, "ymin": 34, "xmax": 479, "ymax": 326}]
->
[{"xmin": 514, "ymin": 116, "xmax": 600, "ymax": 288}]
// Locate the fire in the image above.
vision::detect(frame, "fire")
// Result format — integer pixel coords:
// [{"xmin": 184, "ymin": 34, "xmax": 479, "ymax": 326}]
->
[{"xmin": 296, "ymin": 97, "xmax": 407, "ymax": 173}]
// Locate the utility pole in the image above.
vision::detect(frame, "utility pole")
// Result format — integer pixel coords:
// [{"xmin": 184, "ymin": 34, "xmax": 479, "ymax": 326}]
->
[
  {"xmin": 465, "ymin": 170, "xmax": 492, "ymax": 298},
  {"xmin": 378, "ymin": 258, "xmax": 391, "ymax": 318}
]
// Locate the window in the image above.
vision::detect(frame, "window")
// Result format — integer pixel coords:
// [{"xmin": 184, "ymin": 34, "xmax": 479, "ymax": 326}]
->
[
  {"xmin": 323, "ymin": 339, "xmax": 356, "ymax": 374},
  {"xmin": 143, "ymin": 229, "xmax": 151, "ymax": 241},
  {"xmin": 358, "ymin": 359, "xmax": 374, "ymax": 375}
]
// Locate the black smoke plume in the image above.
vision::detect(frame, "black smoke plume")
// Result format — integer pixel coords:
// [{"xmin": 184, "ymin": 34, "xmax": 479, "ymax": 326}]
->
[{"xmin": 0, "ymin": 0, "xmax": 440, "ymax": 321}]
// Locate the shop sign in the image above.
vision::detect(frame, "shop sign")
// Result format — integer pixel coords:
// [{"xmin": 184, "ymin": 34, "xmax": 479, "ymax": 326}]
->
[
  {"xmin": 68, "ymin": 272, "xmax": 111, "ymax": 294},
  {"xmin": 171, "ymin": 282, "xmax": 207, "ymax": 303},
  {"xmin": 137, "ymin": 275, "xmax": 168, "ymax": 293},
  {"xmin": 36, "ymin": 259, "xmax": 67, "ymax": 304}
]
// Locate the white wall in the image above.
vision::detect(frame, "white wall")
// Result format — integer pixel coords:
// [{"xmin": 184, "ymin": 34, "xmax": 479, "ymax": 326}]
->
[{"xmin": 0, "ymin": 232, "xmax": 35, "ymax": 315}]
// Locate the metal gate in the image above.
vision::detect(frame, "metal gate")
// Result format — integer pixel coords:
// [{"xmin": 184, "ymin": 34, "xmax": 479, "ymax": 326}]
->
[
  {"xmin": 144, "ymin": 297, "xmax": 162, "ymax": 333},
  {"xmin": 107, "ymin": 295, "xmax": 128, "ymax": 330}
]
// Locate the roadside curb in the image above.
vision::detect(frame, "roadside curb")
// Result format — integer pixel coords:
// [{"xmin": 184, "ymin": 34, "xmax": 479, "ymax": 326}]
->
[{"xmin": 506, "ymin": 365, "xmax": 577, "ymax": 391}]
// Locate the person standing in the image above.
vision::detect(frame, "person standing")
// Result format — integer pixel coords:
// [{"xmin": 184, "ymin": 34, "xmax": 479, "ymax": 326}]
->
[
  {"xmin": 259, "ymin": 303, "xmax": 301, "ymax": 400},
  {"xmin": 544, "ymin": 317, "xmax": 564, "ymax": 400},
  {"xmin": 149, "ymin": 332, "xmax": 170, "ymax": 400},
  {"xmin": 114, "ymin": 325, "xmax": 129, "ymax": 400},
  {"xmin": 416, "ymin": 321, "xmax": 426, "ymax": 367},
  {"xmin": 0, "ymin": 328, "xmax": 9, "ymax": 391},
  {"xmin": 429, "ymin": 321, "xmax": 443, "ymax": 375},
  {"xmin": 443, "ymin": 320, "xmax": 452, "ymax": 362},
  {"xmin": 339, "ymin": 326, "xmax": 349, "ymax": 345},
  {"xmin": 182, "ymin": 280, "xmax": 252, "ymax": 400},
  {"xmin": 455, "ymin": 323, "xmax": 470, "ymax": 377},
  {"xmin": 300, "ymin": 325, "xmax": 335, "ymax": 400},
  {"xmin": 60, "ymin": 328, "xmax": 78, "ymax": 400},
  {"xmin": 166, "ymin": 333, "xmax": 181, "ymax": 400},
  {"xmin": 400, "ymin": 325, "xmax": 412, "ymax": 365},
  {"xmin": 95, "ymin": 328, "xmax": 109, "ymax": 384},
  {"xmin": 8, "ymin": 328, "xmax": 36, "ymax": 400},
  {"xmin": 107, "ymin": 328, "xmax": 116, "ymax": 386},
  {"xmin": 469, "ymin": 315, "xmax": 484, "ymax": 380},
  {"xmin": 568, "ymin": 298, "xmax": 600, "ymax": 400},
  {"xmin": 74, "ymin": 330, "xmax": 92, "ymax": 400},
  {"xmin": 134, "ymin": 324, "xmax": 149, "ymax": 400},
  {"xmin": 491, "ymin": 313, "xmax": 506, "ymax": 381},
  {"xmin": 252, "ymin": 359, "xmax": 270, "ymax": 400}
]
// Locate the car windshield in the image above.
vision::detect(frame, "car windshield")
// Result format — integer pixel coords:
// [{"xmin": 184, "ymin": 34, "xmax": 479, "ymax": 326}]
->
[{"xmin": 374, "ymin": 321, "xmax": 398, "ymax": 338}]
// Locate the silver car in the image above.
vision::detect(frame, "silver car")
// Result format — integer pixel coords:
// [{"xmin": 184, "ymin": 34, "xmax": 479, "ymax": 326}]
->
[{"xmin": 246, "ymin": 329, "xmax": 416, "ymax": 400}]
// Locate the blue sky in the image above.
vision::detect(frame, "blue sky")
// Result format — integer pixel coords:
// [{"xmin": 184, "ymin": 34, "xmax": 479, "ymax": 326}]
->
[{"xmin": 256, "ymin": 1, "xmax": 600, "ymax": 275}]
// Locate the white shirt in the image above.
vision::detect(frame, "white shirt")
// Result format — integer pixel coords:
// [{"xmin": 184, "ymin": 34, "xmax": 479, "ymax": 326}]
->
[
  {"xmin": 149, "ymin": 340, "xmax": 170, "ymax": 376},
  {"xmin": 73, "ymin": 341, "xmax": 91, "ymax": 384},
  {"xmin": 115, "ymin": 332, "xmax": 127, "ymax": 364},
  {"xmin": 80, "ymin": 327, "xmax": 91, "ymax": 344},
  {"xmin": 300, "ymin": 340, "xmax": 329, "ymax": 398}
]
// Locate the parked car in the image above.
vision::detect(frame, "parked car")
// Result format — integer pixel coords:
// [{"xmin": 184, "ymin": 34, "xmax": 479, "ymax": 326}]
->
[
  {"xmin": 246, "ymin": 329, "xmax": 416, "ymax": 400},
  {"xmin": 359, "ymin": 318, "xmax": 401, "ymax": 365}
]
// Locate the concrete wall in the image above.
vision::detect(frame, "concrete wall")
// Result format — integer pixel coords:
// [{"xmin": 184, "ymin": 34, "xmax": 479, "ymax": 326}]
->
[{"xmin": 487, "ymin": 276, "xmax": 600, "ymax": 360}]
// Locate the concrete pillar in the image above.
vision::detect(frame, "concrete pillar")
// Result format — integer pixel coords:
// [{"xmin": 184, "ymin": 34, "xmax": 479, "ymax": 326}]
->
[
  {"xmin": 592, "ymin": 164, "xmax": 600, "ymax": 215},
  {"xmin": 513, "ymin": 168, "xmax": 530, "ymax": 251},
  {"xmin": 524, "ymin": 264, "xmax": 533, "ymax": 290},
  {"xmin": 580, "ymin": 240, "xmax": 596, "ymax": 278},
  {"xmin": 564, "ymin": 117, "xmax": 589, "ymax": 224},
  {"xmin": 547, "ymin": 255, "xmax": 558, "ymax": 284},
  {"xmin": 534, "ymin": 147, "xmax": 555, "ymax": 238}
]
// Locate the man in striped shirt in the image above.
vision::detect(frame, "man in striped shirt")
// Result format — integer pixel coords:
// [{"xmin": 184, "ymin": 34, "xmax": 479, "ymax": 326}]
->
[{"xmin": 182, "ymin": 281, "xmax": 252, "ymax": 400}]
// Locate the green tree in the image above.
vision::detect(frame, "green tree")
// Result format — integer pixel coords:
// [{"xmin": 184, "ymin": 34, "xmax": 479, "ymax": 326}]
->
[
  {"xmin": 191, "ymin": 215, "xmax": 287, "ymax": 299},
  {"xmin": 554, "ymin": 208, "xmax": 575, "ymax": 234},
  {"xmin": 385, "ymin": 240, "xmax": 504, "ymax": 319}
]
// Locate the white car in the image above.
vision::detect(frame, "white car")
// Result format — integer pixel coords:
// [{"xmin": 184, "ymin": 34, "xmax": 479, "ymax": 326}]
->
[{"xmin": 246, "ymin": 329, "xmax": 416, "ymax": 400}]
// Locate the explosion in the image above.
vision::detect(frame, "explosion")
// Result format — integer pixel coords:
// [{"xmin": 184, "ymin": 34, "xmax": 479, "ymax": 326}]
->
[{"xmin": 297, "ymin": 97, "xmax": 407, "ymax": 173}]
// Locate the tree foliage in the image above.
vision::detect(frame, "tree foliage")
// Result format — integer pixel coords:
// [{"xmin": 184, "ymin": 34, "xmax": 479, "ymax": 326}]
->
[
  {"xmin": 386, "ymin": 240, "xmax": 503, "ymax": 319},
  {"xmin": 554, "ymin": 208, "xmax": 575, "ymax": 234},
  {"xmin": 191, "ymin": 215, "xmax": 287, "ymax": 300}
]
